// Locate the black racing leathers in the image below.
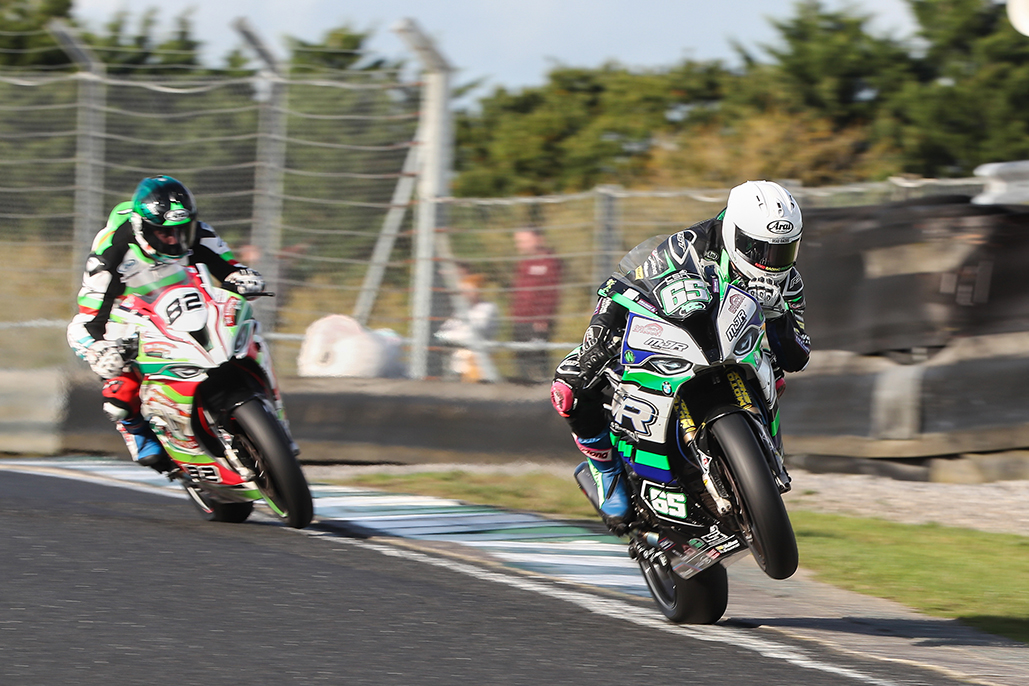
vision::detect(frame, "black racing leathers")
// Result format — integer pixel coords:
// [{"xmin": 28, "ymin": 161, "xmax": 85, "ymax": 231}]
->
[{"xmin": 554, "ymin": 218, "xmax": 810, "ymax": 440}]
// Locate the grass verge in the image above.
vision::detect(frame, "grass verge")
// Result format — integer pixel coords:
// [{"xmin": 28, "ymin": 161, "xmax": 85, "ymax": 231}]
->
[
  {"xmin": 788, "ymin": 511, "xmax": 1029, "ymax": 644},
  {"xmin": 327, "ymin": 469, "xmax": 1029, "ymax": 645}
]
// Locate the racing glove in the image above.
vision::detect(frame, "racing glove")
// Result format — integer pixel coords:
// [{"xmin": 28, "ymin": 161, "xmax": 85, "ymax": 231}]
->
[
  {"xmin": 747, "ymin": 277, "xmax": 786, "ymax": 320},
  {"xmin": 85, "ymin": 339, "xmax": 130, "ymax": 379},
  {"xmin": 577, "ymin": 324, "xmax": 621, "ymax": 388},
  {"xmin": 223, "ymin": 268, "xmax": 265, "ymax": 298}
]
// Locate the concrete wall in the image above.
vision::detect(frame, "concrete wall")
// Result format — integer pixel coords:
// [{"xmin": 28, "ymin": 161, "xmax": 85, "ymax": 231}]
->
[
  {"xmin": 781, "ymin": 332, "xmax": 1029, "ymax": 458},
  {"xmin": 0, "ymin": 369, "xmax": 67, "ymax": 454},
  {"xmin": 7, "ymin": 333, "xmax": 1029, "ymax": 465}
]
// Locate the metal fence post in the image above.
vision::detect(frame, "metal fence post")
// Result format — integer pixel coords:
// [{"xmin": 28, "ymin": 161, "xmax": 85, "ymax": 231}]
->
[
  {"xmin": 235, "ymin": 18, "xmax": 286, "ymax": 333},
  {"xmin": 352, "ymin": 141, "xmax": 420, "ymax": 325},
  {"xmin": 394, "ymin": 18, "xmax": 453, "ymax": 379},
  {"xmin": 594, "ymin": 185, "xmax": 622, "ymax": 284},
  {"xmin": 48, "ymin": 20, "xmax": 106, "ymax": 288}
]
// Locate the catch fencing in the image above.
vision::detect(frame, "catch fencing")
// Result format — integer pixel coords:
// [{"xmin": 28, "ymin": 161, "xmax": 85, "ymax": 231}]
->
[
  {"xmin": 437, "ymin": 178, "xmax": 985, "ymax": 381},
  {"xmin": 0, "ymin": 52, "xmax": 421, "ymax": 375},
  {"xmin": 0, "ymin": 28, "xmax": 988, "ymax": 381}
]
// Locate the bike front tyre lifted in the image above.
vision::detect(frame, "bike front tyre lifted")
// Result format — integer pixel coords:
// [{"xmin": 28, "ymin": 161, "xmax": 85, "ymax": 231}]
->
[{"xmin": 710, "ymin": 412, "xmax": 798, "ymax": 580}]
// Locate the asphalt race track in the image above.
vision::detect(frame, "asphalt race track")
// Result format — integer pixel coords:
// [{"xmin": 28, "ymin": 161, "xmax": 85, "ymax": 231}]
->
[{"xmin": 0, "ymin": 469, "xmax": 989, "ymax": 686}]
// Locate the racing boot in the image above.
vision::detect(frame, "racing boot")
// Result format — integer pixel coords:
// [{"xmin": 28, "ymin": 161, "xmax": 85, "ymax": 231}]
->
[
  {"xmin": 573, "ymin": 432, "xmax": 631, "ymax": 529},
  {"xmin": 118, "ymin": 415, "xmax": 174, "ymax": 474}
]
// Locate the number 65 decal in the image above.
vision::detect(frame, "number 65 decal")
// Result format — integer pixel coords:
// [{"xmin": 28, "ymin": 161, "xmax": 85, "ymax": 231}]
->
[
  {"xmin": 643, "ymin": 482, "xmax": 689, "ymax": 520},
  {"xmin": 658, "ymin": 277, "xmax": 710, "ymax": 317}
]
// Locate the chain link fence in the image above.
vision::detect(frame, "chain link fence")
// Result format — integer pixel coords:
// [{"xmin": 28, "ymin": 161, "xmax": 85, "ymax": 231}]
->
[
  {"xmin": 0, "ymin": 57, "xmax": 988, "ymax": 382},
  {"xmin": 437, "ymin": 178, "xmax": 986, "ymax": 382},
  {"xmin": 0, "ymin": 65, "xmax": 420, "ymax": 375}
]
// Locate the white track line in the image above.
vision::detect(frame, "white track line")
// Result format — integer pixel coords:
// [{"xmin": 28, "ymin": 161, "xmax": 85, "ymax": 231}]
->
[
  {"xmin": 302, "ymin": 530, "xmax": 901, "ymax": 686},
  {"xmin": 0, "ymin": 462, "xmax": 921, "ymax": 685}
]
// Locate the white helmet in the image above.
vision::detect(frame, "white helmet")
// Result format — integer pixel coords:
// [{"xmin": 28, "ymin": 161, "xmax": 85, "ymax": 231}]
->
[{"xmin": 721, "ymin": 180, "xmax": 803, "ymax": 283}]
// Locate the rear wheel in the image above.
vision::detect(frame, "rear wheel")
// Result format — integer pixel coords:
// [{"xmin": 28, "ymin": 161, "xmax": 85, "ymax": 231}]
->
[
  {"xmin": 232, "ymin": 398, "xmax": 313, "ymax": 529},
  {"xmin": 182, "ymin": 482, "xmax": 254, "ymax": 523},
  {"xmin": 710, "ymin": 412, "xmax": 798, "ymax": 580},
  {"xmin": 638, "ymin": 554, "xmax": 728, "ymax": 624}
]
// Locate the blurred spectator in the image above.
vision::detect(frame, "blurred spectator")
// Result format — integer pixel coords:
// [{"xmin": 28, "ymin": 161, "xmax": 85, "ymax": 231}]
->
[
  {"xmin": 510, "ymin": 228, "xmax": 562, "ymax": 383},
  {"xmin": 436, "ymin": 268, "xmax": 499, "ymax": 382}
]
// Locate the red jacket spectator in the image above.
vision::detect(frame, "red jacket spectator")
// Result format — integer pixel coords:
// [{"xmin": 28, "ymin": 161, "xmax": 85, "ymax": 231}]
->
[
  {"xmin": 510, "ymin": 228, "xmax": 562, "ymax": 382},
  {"xmin": 511, "ymin": 229, "xmax": 562, "ymax": 328}
]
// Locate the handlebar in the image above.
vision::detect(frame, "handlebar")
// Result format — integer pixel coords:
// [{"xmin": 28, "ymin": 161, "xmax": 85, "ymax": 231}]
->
[{"xmin": 220, "ymin": 283, "xmax": 275, "ymax": 299}]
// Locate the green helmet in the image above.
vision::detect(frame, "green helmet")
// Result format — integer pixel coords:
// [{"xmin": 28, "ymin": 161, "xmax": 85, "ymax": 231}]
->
[{"xmin": 131, "ymin": 175, "xmax": 197, "ymax": 257}]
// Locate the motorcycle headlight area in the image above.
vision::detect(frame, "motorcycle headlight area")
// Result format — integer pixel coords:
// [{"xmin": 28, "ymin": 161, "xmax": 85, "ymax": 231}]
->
[
  {"xmin": 732, "ymin": 326, "xmax": 762, "ymax": 358},
  {"xmin": 166, "ymin": 365, "xmax": 205, "ymax": 379},
  {"xmin": 643, "ymin": 356, "xmax": 693, "ymax": 375}
]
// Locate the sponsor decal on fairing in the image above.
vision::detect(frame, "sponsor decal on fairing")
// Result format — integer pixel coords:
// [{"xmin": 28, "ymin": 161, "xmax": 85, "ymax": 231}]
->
[{"xmin": 641, "ymin": 481, "xmax": 689, "ymax": 521}]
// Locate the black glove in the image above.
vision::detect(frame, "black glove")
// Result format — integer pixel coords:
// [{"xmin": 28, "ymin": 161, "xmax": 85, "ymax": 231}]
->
[{"xmin": 577, "ymin": 324, "xmax": 621, "ymax": 387}]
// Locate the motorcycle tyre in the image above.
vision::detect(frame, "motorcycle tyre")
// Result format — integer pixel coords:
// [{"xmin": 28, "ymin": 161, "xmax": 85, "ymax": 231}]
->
[
  {"xmin": 232, "ymin": 398, "xmax": 314, "ymax": 529},
  {"xmin": 638, "ymin": 556, "xmax": 728, "ymax": 624},
  {"xmin": 182, "ymin": 482, "xmax": 254, "ymax": 523},
  {"xmin": 710, "ymin": 412, "xmax": 798, "ymax": 580}
]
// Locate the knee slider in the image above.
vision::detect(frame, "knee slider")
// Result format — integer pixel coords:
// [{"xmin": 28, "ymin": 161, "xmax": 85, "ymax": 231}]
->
[{"xmin": 550, "ymin": 379, "xmax": 576, "ymax": 417}]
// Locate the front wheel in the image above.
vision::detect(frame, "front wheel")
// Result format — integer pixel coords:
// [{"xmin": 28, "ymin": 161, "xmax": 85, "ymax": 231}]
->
[
  {"xmin": 232, "ymin": 398, "xmax": 313, "ymax": 529},
  {"xmin": 710, "ymin": 412, "xmax": 798, "ymax": 580},
  {"xmin": 638, "ymin": 555, "xmax": 728, "ymax": 624}
]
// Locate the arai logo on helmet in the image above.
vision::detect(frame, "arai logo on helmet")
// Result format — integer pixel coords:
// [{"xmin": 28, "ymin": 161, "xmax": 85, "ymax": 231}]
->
[
  {"xmin": 164, "ymin": 209, "xmax": 190, "ymax": 223},
  {"xmin": 766, "ymin": 220, "xmax": 794, "ymax": 234}
]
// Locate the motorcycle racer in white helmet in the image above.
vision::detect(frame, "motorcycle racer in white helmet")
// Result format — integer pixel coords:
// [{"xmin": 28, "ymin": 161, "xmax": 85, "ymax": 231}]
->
[{"xmin": 550, "ymin": 180, "xmax": 810, "ymax": 530}]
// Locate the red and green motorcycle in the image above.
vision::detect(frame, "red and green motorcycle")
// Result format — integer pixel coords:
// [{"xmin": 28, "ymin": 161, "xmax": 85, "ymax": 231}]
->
[{"xmin": 110, "ymin": 265, "xmax": 313, "ymax": 529}]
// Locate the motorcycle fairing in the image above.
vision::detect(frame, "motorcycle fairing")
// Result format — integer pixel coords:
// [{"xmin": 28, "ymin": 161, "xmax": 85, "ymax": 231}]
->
[
  {"xmin": 606, "ymin": 251, "xmax": 783, "ymax": 489},
  {"xmin": 633, "ymin": 479, "xmax": 749, "ymax": 575},
  {"xmin": 111, "ymin": 269, "xmax": 279, "ymax": 500},
  {"xmin": 623, "ymin": 313, "xmax": 708, "ymax": 368}
]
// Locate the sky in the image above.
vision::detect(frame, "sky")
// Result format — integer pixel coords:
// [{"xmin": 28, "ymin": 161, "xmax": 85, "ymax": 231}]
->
[{"xmin": 72, "ymin": 1, "xmax": 920, "ymax": 92}]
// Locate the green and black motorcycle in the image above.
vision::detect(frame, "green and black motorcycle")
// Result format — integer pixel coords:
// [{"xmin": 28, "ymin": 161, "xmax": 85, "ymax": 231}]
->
[{"xmin": 576, "ymin": 242, "xmax": 798, "ymax": 624}]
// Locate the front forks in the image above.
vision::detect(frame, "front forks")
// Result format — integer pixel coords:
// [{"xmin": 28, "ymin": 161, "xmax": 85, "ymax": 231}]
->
[
  {"xmin": 691, "ymin": 443, "xmax": 734, "ymax": 516},
  {"xmin": 200, "ymin": 406, "xmax": 257, "ymax": 481}
]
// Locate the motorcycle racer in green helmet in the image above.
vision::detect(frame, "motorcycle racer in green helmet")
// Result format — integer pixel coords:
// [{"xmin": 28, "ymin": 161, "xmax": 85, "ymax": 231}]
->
[{"xmin": 67, "ymin": 176, "xmax": 266, "ymax": 472}]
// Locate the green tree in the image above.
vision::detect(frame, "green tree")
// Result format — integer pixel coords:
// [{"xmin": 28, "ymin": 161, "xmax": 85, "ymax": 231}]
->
[
  {"xmin": 85, "ymin": 9, "xmax": 205, "ymax": 75},
  {"xmin": 0, "ymin": 0, "xmax": 72, "ymax": 68},
  {"xmin": 879, "ymin": 0, "xmax": 1029, "ymax": 176},
  {"xmin": 454, "ymin": 60, "xmax": 727, "ymax": 196},
  {"xmin": 288, "ymin": 24, "xmax": 386, "ymax": 73},
  {"xmin": 453, "ymin": 1, "xmax": 920, "ymax": 195},
  {"xmin": 742, "ymin": 0, "xmax": 914, "ymax": 128}
]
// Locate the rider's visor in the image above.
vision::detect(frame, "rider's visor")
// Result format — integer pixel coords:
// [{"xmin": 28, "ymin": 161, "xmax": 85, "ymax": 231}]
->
[
  {"xmin": 734, "ymin": 228, "xmax": 799, "ymax": 273},
  {"xmin": 144, "ymin": 219, "xmax": 196, "ymax": 256}
]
